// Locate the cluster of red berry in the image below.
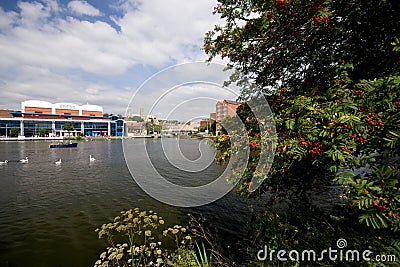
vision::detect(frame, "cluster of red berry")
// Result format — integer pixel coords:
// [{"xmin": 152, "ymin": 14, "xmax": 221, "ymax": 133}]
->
[
  {"xmin": 340, "ymin": 147, "xmax": 351, "ymax": 153},
  {"xmin": 249, "ymin": 140, "xmax": 260, "ymax": 149},
  {"xmin": 275, "ymin": 0, "xmax": 287, "ymax": 9},
  {"xmin": 365, "ymin": 181, "xmax": 399, "ymax": 219},
  {"xmin": 312, "ymin": 15, "xmax": 329, "ymax": 24},
  {"xmin": 366, "ymin": 113, "xmax": 384, "ymax": 127},
  {"xmin": 308, "ymin": 141, "xmax": 323, "ymax": 157},
  {"xmin": 299, "ymin": 136, "xmax": 311, "ymax": 147},
  {"xmin": 213, "ymin": 3, "xmax": 222, "ymax": 11},
  {"xmin": 352, "ymin": 85, "xmax": 366, "ymax": 97},
  {"xmin": 358, "ymin": 129, "xmax": 366, "ymax": 144}
]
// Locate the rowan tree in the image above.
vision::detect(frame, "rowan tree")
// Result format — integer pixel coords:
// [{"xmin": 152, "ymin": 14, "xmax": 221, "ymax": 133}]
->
[{"xmin": 205, "ymin": 0, "xmax": 400, "ymax": 231}]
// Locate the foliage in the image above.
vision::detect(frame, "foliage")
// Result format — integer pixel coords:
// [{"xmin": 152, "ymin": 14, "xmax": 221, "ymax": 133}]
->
[
  {"xmin": 146, "ymin": 122, "xmax": 161, "ymax": 134},
  {"xmin": 38, "ymin": 128, "xmax": 46, "ymax": 137},
  {"xmin": 342, "ymin": 165, "xmax": 400, "ymax": 232},
  {"xmin": 10, "ymin": 127, "xmax": 19, "ymax": 137},
  {"xmin": 245, "ymin": 208, "xmax": 400, "ymax": 266},
  {"xmin": 187, "ymin": 214, "xmax": 234, "ymax": 267},
  {"xmin": 63, "ymin": 121, "xmax": 74, "ymax": 132},
  {"xmin": 213, "ymin": 71, "xmax": 399, "ymax": 205},
  {"xmin": 193, "ymin": 242, "xmax": 212, "ymax": 267},
  {"xmin": 205, "ymin": 0, "xmax": 400, "ymax": 232},
  {"xmin": 94, "ymin": 208, "xmax": 202, "ymax": 267},
  {"xmin": 205, "ymin": 0, "xmax": 400, "ymax": 95},
  {"xmin": 128, "ymin": 116, "xmax": 144, "ymax": 122}
]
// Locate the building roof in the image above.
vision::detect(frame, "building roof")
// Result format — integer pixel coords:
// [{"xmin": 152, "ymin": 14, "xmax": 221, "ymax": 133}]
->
[
  {"xmin": 224, "ymin": 100, "xmax": 240, "ymax": 105},
  {"xmin": 21, "ymin": 100, "xmax": 103, "ymax": 112},
  {"xmin": 0, "ymin": 109, "xmax": 15, "ymax": 118}
]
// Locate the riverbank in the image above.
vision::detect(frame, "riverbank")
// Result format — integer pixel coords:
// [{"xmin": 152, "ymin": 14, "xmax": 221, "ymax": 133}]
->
[
  {"xmin": 0, "ymin": 136, "xmax": 64, "ymax": 141},
  {"xmin": 0, "ymin": 133, "xmax": 211, "ymax": 142}
]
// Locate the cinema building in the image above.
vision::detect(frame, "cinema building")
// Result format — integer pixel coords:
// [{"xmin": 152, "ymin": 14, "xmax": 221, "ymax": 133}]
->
[{"xmin": 0, "ymin": 100, "xmax": 125, "ymax": 137}]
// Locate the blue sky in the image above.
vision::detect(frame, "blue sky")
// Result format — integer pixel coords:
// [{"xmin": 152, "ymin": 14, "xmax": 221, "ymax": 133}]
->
[{"xmin": 0, "ymin": 0, "xmax": 236, "ymax": 121}]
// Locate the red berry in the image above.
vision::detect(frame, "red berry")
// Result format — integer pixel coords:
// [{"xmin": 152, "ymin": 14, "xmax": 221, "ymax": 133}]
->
[{"xmin": 275, "ymin": 0, "xmax": 286, "ymax": 8}]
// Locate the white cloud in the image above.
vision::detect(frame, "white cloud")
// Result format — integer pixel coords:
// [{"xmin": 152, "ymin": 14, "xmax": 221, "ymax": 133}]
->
[
  {"xmin": 0, "ymin": 65, "xmax": 132, "ymax": 114},
  {"xmin": 0, "ymin": 0, "xmax": 225, "ymax": 116},
  {"xmin": 126, "ymin": 63, "xmax": 240, "ymax": 121},
  {"xmin": 0, "ymin": 0, "xmax": 221, "ymax": 74},
  {"xmin": 68, "ymin": 1, "xmax": 101, "ymax": 16}
]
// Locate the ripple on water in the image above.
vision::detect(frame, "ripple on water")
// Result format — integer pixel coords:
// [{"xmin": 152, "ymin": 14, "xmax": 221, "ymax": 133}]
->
[{"xmin": 0, "ymin": 139, "xmax": 256, "ymax": 267}]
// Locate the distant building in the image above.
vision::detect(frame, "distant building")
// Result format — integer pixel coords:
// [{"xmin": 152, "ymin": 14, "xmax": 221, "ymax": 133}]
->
[
  {"xmin": 199, "ymin": 119, "xmax": 212, "ymax": 130},
  {"xmin": 125, "ymin": 121, "xmax": 147, "ymax": 136},
  {"xmin": 216, "ymin": 100, "xmax": 241, "ymax": 134},
  {"xmin": 126, "ymin": 108, "xmax": 132, "ymax": 118},
  {"xmin": 210, "ymin": 112, "xmax": 216, "ymax": 121},
  {"xmin": 161, "ymin": 121, "xmax": 199, "ymax": 135},
  {"xmin": 0, "ymin": 100, "xmax": 124, "ymax": 137},
  {"xmin": 140, "ymin": 108, "xmax": 145, "ymax": 120},
  {"xmin": 0, "ymin": 109, "xmax": 15, "ymax": 119}
]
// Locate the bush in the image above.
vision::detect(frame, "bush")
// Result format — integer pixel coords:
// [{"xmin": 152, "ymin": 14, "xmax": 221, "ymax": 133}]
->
[
  {"xmin": 10, "ymin": 127, "xmax": 19, "ymax": 137},
  {"xmin": 94, "ymin": 208, "xmax": 205, "ymax": 267}
]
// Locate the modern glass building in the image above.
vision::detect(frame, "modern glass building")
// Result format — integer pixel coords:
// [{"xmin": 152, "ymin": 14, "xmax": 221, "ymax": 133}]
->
[{"xmin": 0, "ymin": 101, "xmax": 125, "ymax": 137}]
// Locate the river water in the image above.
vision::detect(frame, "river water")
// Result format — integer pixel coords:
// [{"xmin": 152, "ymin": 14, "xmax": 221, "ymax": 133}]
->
[{"xmin": 0, "ymin": 138, "xmax": 256, "ymax": 267}]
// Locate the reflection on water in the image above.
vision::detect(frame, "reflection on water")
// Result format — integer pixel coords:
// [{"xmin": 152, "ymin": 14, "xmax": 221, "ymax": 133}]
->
[{"xmin": 0, "ymin": 138, "xmax": 256, "ymax": 267}]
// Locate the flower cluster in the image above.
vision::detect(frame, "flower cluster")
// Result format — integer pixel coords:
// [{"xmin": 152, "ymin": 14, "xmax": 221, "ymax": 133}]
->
[{"xmin": 94, "ymin": 208, "xmax": 196, "ymax": 267}]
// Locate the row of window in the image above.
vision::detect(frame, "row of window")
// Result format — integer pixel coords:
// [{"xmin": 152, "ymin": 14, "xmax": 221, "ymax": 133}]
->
[{"xmin": 0, "ymin": 121, "xmax": 109, "ymax": 130}]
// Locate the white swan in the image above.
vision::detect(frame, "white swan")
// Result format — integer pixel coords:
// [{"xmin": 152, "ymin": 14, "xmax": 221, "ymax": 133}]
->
[
  {"xmin": 0, "ymin": 160, "xmax": 8, "ymax": 165},
  {"xmin": 20, "ymin": 157, "xmax": 28, "ymax": 163},
  {"xmin": 89, "ymin": 155, "xmax": 96, "ymax": 162},
  {"xmin": 55, "ymin": 158, "xmax": 62, "ymax": 165}
]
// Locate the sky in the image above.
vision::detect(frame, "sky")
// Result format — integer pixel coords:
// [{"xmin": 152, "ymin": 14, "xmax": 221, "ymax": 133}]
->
[{"xmin": 0, "ymin": 0, "xmax": 238, "ymax": 121}]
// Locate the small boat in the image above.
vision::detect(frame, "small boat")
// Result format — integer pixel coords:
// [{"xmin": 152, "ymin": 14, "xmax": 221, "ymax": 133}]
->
[
  {"xmin": 20, "ymin": 157, "xmax": 28, "ymax": 163},
  {"xmin": 49, "ymin": 141, "xmax": 78, "ymax": 148}
]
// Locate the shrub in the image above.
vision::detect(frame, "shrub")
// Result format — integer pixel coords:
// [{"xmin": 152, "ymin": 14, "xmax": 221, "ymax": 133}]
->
[{"xmin": 94, "ymin": 208, "xmax": 201, "ymax": 267}]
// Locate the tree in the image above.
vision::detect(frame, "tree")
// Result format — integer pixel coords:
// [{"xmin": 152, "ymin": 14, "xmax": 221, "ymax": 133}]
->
[
  {"xmin": 63, "ymin": 121, "xmax": 74, "ymax": 136},
  {"xmin": 129, "ymin": 115, "xmax": 144, "ymax": 122},
  {"xmin": 205, "ymin": 0, "xmax": 400, "ymax": 96},
  {"xmin": 10, "ymin": 128, "xmax": 19, "ymax": 137},
  {"xmin": 146, "ymin": 122, "xmax": 161, "ymax": 134},
  {"xmin": 210, "ymin": 120, "xmax": 216, "ymax": 135},
  {"xmin": 206, "ymin": 0, "xmax": 400, "ymax": 232},
  {"xmin": 39, "ymin": 128, "xmax": 46, "ymax": 137}
]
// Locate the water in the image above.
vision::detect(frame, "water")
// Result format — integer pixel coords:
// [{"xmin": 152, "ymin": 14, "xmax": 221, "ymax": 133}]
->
[{"xmin": 0, "ymin": 138, "xmax": 255, "ymax": 267}]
